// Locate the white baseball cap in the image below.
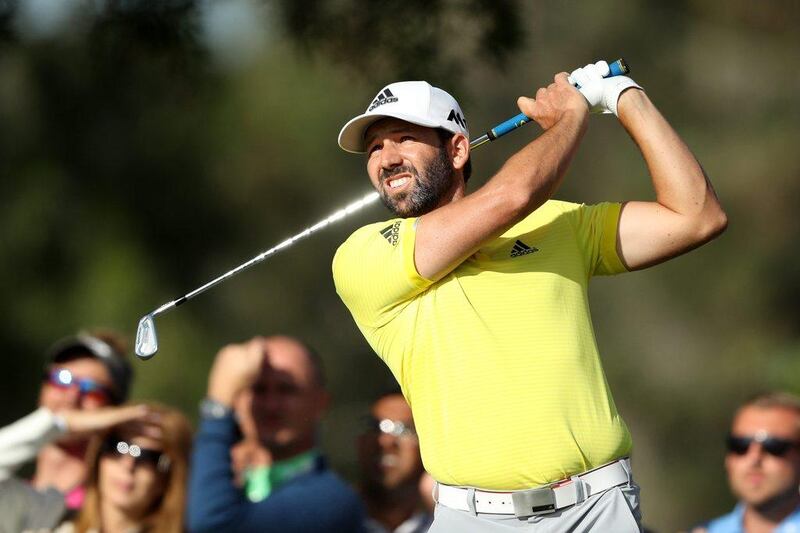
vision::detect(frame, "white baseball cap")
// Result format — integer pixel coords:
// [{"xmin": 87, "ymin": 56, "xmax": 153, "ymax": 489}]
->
[{"xmin": 338, "ymin": 81, "xmax": 469, "ymax": 154}]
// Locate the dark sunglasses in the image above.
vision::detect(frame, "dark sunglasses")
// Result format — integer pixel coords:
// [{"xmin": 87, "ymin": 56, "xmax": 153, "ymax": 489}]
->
[
  {"xmin": 101, "ymin": 437, "xmax": 171, "ymax": 472},
  {"xmin": 43, "ymin": 368, "xmax": 115, "ymax": 404},
  {"xmin": 362, "ymin": 416, "xmax": 417, "ymax": 438},
  {"xmin": 726, "ymin": 433, "xmax": 800, "ymax": 457}
]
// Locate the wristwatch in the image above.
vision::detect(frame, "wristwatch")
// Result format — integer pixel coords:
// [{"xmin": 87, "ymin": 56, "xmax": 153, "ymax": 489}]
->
[{"xmin": 199, "ymin": 397, "xmax": 233, "ymax": 420}]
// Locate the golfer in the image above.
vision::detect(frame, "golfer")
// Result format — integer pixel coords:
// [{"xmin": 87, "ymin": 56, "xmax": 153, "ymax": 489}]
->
[{"xmin": 333, "ymin": 62, "xmax": 727, "ymax": 531}]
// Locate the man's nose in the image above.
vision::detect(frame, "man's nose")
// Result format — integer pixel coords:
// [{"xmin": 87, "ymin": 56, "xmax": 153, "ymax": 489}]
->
[
  {"xmin": 260, "ymin": 392, "xmax": 285, "ymax": 411},
  {"xmin": 378, "ymin": 431, "xmax": 399, "ymax": 449},
  {"xmin": 745, "ymin": 442, "xmax": 766, "ymax": 463},
  {"xmin": 380, "ymin": 141, "xmax": 403, "ymax": 169}
]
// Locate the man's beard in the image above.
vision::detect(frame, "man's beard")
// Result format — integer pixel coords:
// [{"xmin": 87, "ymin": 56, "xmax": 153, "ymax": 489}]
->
[{"xmin": 378, "ymin": 145, "xmax": 454, "ymax": 218}]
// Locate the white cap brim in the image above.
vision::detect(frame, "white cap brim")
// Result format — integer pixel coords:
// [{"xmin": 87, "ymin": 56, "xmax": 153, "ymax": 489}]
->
[{"xmin": 337, "ymin": 110, "xmax": 443, "ymax": 154}]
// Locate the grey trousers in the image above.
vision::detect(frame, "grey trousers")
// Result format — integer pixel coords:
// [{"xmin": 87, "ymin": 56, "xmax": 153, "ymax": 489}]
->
[{"xmin": 428, "ymin": 483, "xmax": 641, "ymax": 532}]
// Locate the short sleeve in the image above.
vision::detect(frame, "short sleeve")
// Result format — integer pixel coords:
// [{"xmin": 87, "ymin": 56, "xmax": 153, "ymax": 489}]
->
[
  {"xmin": 333, "ymin": 218, "xmax": 433, "ymax": 329},
  {"xmin": 570, "ymin": 202, "xmax": 628, "ymax": 276}
]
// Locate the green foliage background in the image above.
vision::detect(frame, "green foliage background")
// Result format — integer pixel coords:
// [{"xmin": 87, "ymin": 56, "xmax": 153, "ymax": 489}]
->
[{"xmin": 1, "ymin": 1, "xmax": 798, "ymax": 530}]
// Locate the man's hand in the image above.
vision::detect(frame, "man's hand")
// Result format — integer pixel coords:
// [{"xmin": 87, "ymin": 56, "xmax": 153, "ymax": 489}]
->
[
  {"xmin": 207, "ymin": 337, "xmax": 267, "ymax": 407},
  {"xmin": 410, "ymin": 72, "xmax": 589, "ymax": 281},
  {"xmin": 56, "ymin": 404, "xmax": 154, "ymax": 437},
  {"xmin": 569, "ymin": 61, "xmax": 642, "ymax": 116},
  {"xmin": 517, "ymin": 72, "xmax": 588, "ymax": 130}
]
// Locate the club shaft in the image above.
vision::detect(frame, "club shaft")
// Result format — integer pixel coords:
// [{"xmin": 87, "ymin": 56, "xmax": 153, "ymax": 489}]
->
[
  {"xmin": 148, "ymin": 100, "xmax": 514, "ymax": 319},
  {"xmin": 145, "ymin": 58, "xmax": 630, "ymax": 319},
  {"xmin": 470, "ymin": 58, "xmax": 630, "ymax": 150},
  {"xmin": 149, "ymin": 191, "xmax": 380, "ymax": 317}
]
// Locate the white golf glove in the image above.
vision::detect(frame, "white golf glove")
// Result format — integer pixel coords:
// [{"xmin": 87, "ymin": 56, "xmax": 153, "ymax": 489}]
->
[{"xmin": 569, "ymin": 61, "xmax": 642, "ymax": 116}]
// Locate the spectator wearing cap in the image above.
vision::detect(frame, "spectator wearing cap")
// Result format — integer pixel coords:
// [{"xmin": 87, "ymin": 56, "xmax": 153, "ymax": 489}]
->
[
  {"xmin": 691, "ymin": 392, "xmax": 800, "ymax": 533},
  {"xmin": 0, "ymin": 330, "xmax": 147, "ymax": 531},
  {"xmin": 358, "ymin": 391, "xmax": 432, "ymax": 533}
]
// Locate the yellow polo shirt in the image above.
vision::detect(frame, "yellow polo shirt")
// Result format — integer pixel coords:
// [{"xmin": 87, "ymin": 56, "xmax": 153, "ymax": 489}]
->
[{"xmin": 333, "ymin": 200, "xmax": 632, "ymax": 489}]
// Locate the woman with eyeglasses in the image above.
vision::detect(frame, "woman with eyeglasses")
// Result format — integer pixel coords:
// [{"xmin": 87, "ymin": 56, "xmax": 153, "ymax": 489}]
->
[
  {"xmin": 55, "ymin": 403, "xmax": 193, "ymax": 533},
  {"xmin": 0, "ymin": 331, "xmax": 145, "ymax": 532}
]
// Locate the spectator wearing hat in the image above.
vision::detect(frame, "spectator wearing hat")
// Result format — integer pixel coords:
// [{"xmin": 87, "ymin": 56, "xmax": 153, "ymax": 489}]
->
[{"xmin": 0, "ymin": 330, "xmax": 148, "ymax": 531}]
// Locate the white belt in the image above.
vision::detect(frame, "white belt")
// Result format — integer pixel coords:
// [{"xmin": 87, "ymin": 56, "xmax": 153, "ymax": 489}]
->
[{"xmin": 434, "ymin": 458, "xmax": 630, "ymax": 518}]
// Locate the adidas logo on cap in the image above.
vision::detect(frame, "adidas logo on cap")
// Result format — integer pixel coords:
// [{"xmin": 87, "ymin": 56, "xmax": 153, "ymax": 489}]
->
[
  {"xmin": 338, "ymin": 80, "xmax": 470, "ymax": 154},
  {"xmin": 368, "ymin": 88, "xmax": 399, "ymax": 112}
]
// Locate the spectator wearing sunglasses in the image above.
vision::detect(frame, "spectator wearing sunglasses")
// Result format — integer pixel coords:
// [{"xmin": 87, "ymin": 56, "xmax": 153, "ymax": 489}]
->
[
  {"xmin": 358, "ymin": 391, "xmax": 432, "ymax": 533},
  {"xmin": 54, "ymin": 403, "xmax": 193, "ymax": 533},
  {"xmin": 692, "ymin": 392, "xmax": 800, "ymax": 533},
  {"xmin": 0, "ymin": 331, "xmax": 138, "ymax": 531},
  {"xmin": 186, "ymin": 335, "xmax": 364, "ymax": 533}
]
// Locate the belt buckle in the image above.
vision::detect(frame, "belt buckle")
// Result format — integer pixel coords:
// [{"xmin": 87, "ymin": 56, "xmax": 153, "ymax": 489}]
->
[{"xmin": 510, "ymin": 485, "xmax": 556, "ymax": 518}]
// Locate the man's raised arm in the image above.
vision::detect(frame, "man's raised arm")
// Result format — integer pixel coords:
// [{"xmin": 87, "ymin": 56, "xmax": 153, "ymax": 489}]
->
[
  {"xmin": 614, "ymin": 88, "xmax": 727, "ymax": 270},
  {"xmin": 413, "ymin": 73, "xmax": 589, "ymax": 281}
]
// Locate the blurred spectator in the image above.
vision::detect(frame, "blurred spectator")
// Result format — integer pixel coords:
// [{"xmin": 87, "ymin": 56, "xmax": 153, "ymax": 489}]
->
[
  {"xmin": 187, "ymin": 335, "xmax": 365, "ymax": 532},
  {"xmin": 692, "ymin": 392, "xmax": 800, "ymax": 533},
  {"xmin": 230, "ymin": 389, "xmax": 270, "ymax": 498},
  {"xmin": 418, "ymin": 472, "xmax": 435, "ymax": 515},
  {"xmin": 358, "ymin": 391, "xmax": 432, "ymax": 533},
  {"xmin": 57, "ymin": 403, "xmax": 193, "ymax": 533},
  {"xmin": 0, "ymin": 331, "xmax": 138, "ymax": 531}
]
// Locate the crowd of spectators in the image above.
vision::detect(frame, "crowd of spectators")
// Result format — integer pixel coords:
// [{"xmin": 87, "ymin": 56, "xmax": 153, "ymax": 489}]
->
[{"xmin": 2, "ymin": 330, "xmax": 799, "ymax": 532}]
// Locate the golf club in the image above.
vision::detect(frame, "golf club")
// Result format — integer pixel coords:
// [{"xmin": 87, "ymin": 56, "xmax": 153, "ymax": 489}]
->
[
  {"xmin": 469, "ymin": 58, "xmax": 630, "ymax": 149},
  {"xmin": 134, "ymin": 190, "xmax": 380, "ymax": 359},
  {"xmin": 135, "ymin": 58, "xmax": 630, "ymax": 360}
]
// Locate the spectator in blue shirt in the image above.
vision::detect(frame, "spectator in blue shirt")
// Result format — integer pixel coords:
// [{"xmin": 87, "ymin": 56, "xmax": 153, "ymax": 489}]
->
[
  {"xmin": 186, "ymin": 335, "xmax": 365, "ymax": 532},
  {"xmin": 692, "ymin": 392, "xmax": 800, "ymax": 533}
]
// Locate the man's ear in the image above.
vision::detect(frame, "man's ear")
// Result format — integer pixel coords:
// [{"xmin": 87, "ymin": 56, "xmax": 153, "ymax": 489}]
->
[{"xmin": 449, "ymin": 133, "xmax": 470, "ymax": 172}]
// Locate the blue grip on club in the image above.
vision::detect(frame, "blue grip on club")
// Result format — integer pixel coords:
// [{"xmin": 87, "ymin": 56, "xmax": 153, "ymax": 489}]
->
[
  {"xmin": 607, "ymin": 58, "xmax": 629, "ymax": 77},
  {"xmin": 471, "ymin": 58, "xmax": 630, "ymax": 149}
]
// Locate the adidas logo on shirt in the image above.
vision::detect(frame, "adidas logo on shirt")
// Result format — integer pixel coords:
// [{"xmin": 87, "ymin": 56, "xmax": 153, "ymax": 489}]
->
[
  {"xmin": 380, "ymin": 221, "xmax": 401, "ymax": 247},
  {"xmin": 368, "ymin": 88, "xmax": 399, "ymax": 112},
  {"xmin": 510, "ymin": 240, "xmax": 538, "ymax": 258}
]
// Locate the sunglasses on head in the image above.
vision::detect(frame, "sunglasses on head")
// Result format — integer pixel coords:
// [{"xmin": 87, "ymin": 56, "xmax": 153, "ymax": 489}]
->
[
  {"xmin": 44, "ymin": 368, "xmax": 115, "ymax": 404},
  {"xmin": 362, "ymin": 416, "xmax": 417, "ymax": 438},
  {"xmin": 102, "ymin": 437, "xmax": 171, "ymax": 472},
  {"xmin": 726, "ymin": 433, "xmax": 800, "ymax": 457}
]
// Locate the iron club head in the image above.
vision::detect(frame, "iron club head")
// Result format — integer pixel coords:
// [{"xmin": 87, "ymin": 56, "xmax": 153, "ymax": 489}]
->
[
  {"xmin": 133, "ymin": 191, "xmax": 380, "ymax": 361},
  {"xmin": 132, "ymin": 59, "xmax": 630, "ymax": 362},
  {"xmin": 135, "ymin": 314, "xmax": 158, "ymax": 360}
]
